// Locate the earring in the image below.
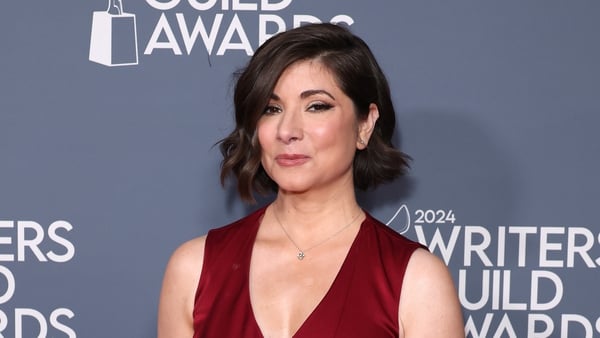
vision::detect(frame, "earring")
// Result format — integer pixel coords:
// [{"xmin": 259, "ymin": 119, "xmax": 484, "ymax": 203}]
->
[{"xmin": 358, "ymin": 138, "xmax": 366, "ymax": 145}]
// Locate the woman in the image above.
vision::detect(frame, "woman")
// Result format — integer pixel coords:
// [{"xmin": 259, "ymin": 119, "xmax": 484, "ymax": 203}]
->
[{"xmin": 158, "ymin": 23, "xmax": 464, "ymax": 337}]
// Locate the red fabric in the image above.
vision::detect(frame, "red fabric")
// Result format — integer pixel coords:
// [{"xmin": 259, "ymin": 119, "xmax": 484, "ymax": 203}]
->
[{"xmin": 193, "ymin": 206, "xmax": 423, "ymax": 338}]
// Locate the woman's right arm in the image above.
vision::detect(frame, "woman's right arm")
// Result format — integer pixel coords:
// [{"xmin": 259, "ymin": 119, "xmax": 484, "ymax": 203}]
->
[{"xmin": 157, "ymin": 236, "xmax": 206, "ymax": 338}]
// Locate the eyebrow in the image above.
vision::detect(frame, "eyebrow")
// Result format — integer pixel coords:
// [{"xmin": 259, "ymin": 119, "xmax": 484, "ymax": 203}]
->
[
  {"xmin": 301, "ymin": 89, "xmax": 335, "ymax": 100},
  {"xmin": 270, "ymin": 89, "xmax": 336, "ymax": 101}
]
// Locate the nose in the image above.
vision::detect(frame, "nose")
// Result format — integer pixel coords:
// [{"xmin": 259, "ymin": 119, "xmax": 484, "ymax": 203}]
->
[{"xmin": 277, "ymin": 109, "xmax": 303, "ymax": 144}]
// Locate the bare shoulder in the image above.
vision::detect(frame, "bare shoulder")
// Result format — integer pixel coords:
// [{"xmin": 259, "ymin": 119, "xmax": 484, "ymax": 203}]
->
[
  {"xmin": 168, "ymin": 236, "xmax": 207, "ymax": 274},
  {"xmin": 162, "ymin": 236, "xmax": 207, "ymax": 291},
  {"xmin": 398, "ymin": 248, "xmax": 464, "ymax": 338},
  {"xmin": 157, "ymin": 236, "xmax": 207, "ymax": 338}
]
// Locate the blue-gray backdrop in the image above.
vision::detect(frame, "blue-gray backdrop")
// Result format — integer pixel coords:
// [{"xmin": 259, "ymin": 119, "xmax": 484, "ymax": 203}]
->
[{"xmin": 1, "ymin": 1, "xmax": 599, "ymax": 337}]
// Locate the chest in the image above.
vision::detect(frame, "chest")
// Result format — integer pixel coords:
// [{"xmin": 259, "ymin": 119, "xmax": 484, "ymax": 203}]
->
[{"xmin": 249, "ymin": 242, "xmax": 350, "ymax": 337}]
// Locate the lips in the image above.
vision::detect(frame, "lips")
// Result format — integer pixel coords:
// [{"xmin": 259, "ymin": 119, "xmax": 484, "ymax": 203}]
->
[{"xmin": 275, "ymin": 154, "xmax": 310, "ymax": 167}]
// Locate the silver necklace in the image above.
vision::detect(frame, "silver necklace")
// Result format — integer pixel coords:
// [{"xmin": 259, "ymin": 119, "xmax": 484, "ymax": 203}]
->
[{"xmin": 273, "ymin": 207, "xmax": 362, "ymax": 261}]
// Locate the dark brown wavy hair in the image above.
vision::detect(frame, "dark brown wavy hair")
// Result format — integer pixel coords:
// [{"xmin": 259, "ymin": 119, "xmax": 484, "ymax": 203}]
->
[{"xmin": 219, "ymin": 23, "xmax": 409, "ymax": 202}]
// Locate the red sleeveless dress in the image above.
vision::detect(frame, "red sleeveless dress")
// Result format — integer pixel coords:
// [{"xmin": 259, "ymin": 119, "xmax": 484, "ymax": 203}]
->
[{"xmin": 193, "ymin": 207, "xmax": 423, "ymax": 337}]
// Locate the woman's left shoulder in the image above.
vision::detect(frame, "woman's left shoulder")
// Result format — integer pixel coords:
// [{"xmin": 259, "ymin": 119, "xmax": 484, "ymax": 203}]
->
[
  {"xmin": 365, "ymin": 213, "xmax": 423, "ymax": 250},
  {"xmin": 398, "ymin": 248, "xmax": 464, "ymax": 337},
  {"xmin": 405, "ymin": 248, "xmax": 450, "ymax": 277}
]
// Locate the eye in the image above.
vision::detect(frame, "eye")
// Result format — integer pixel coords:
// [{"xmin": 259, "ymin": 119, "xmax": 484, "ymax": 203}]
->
[
  {"xmin": 307, "ymin": 102, "xmax": 333, "ymax": 112},
  {"xmin": 263, "ymin": 104, "xmax": 282, "ymax": 115}
]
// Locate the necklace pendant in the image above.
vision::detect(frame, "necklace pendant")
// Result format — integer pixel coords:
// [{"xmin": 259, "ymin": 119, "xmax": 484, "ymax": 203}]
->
[{"xmin": 297, "ymin": 251, "xmax": 305, "ymax": 260}]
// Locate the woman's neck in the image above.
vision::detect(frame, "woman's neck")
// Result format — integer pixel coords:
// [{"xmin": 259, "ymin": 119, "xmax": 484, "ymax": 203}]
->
[{"xmin": 271, "ymin": 187, "xmax": 363, "ymax": 236}]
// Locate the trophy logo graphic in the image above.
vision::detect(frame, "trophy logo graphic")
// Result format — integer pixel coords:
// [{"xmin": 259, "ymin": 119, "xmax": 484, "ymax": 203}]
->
[{"xmin": 89, "ymin": 0, "xmax": 139, "ymax": 66}]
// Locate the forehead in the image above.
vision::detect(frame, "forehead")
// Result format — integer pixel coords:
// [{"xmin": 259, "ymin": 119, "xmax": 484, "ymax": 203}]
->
[{"xmin": 273, "ymin": 60, "xmax": 341, "ymax": 94}]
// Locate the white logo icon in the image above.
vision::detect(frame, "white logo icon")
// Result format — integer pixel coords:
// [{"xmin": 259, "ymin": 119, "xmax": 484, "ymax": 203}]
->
[
  {"xmin": 89, "ymin": 0, "xmax": 139, "ymax": 66},
  {"xmin": 386, "ymin": 204, "xmax": 411, "ymax": 234}
]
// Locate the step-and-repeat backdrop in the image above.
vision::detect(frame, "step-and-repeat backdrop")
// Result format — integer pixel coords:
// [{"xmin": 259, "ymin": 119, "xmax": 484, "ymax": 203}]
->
[{"xmin": 1, "ymin": 1, "xmax": 599, "ymax": 337}]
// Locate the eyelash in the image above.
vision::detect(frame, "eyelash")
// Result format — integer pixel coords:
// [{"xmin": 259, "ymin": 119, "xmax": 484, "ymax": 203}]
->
[
  {"xmin": 262, "ymin": 102, "xmax": 333, "ymax": 115},
  {"xmin": 263, "ymin": 105, "xmax": 282, "ymax": 115},
  {"xmin": 307, "ymin": 102, "xmax": 333, "ymax": 112}
]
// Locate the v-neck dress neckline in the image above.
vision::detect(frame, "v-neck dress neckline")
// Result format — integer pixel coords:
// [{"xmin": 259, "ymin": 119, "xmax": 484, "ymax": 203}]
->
[
  {"xmin": 193, "ymin": 205, "xmax": 423, "ymax": 338},
  {"xmin": 245, "ymin": 207, "xmax": 366, "ymax": 337}
]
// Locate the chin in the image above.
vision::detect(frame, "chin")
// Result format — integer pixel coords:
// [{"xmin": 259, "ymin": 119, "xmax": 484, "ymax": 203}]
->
[{"xmin": 277, "ymin": 183, "xmax": 312, "ymax": 195}]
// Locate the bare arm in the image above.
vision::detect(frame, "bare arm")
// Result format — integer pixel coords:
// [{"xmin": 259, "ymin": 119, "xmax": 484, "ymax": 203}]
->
[
  {"xmin": 157, "ymin": 236, "xmax": 206, "ymax": 338},
  {"xmin": 399, "ymin": 248, "xmax": 464, "ymax": 337}
]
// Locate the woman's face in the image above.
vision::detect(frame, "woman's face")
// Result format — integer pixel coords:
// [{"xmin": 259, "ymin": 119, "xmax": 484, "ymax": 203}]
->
[{"xmin": 257, "ymin": 60, "xmax": 370, "ymax": 196}]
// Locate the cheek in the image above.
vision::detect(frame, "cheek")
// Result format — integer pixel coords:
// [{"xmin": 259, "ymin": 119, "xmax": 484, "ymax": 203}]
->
[
  {"xmin": 311, "ymin": 118, "xmax": 355, "ymax": 150},
  {"xmin": 256, "ymin": 121, "xmax": 275, "ymax": 170},
  {"xmin": 312, "ymin": 127, "xmax": 337, "ymax": 148},
  {"xmin": 256, "ymin": 121, "xmax": 271, "ymax": 150}
]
